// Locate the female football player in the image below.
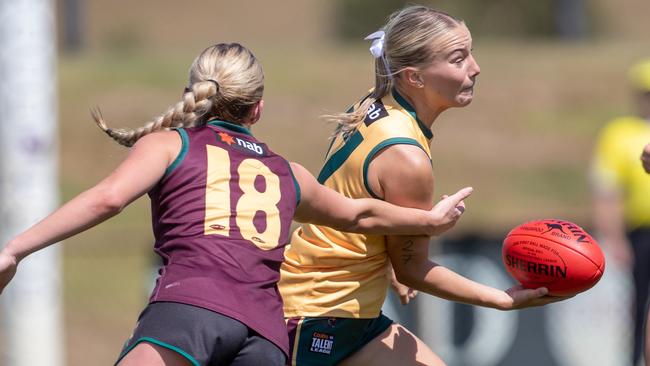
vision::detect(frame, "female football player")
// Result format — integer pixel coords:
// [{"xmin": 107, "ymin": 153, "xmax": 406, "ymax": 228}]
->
[
  {"xmin": 279, "ymin": 6, "xmax": 567, "ymax": 366},
  {"xmin": 0, "ymin": 42, "xmax": 473, "ymax": 366}
]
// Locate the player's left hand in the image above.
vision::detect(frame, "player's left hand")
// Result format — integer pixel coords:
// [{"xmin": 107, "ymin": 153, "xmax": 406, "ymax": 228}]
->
[
  {"xmin": 390, "ymin": 280, "xmax": 418, "ymax": 305},
  {"xmin": 641, "ymin": 143, "xmax": 650, "ymax": 174},
  {"xmin": 0, "ymin": 250, "xmax": 18, "ymax": 295},
  {"xmin": 388, "ymin": 265, "xmax": 418, "ymax": 305},
  {"xmin": 500, "ymin": 285, "xmax": 573, "ymax": 310},
  {"xmin": 428, "ymin": 187, "xmax": 473, "ymax": 236}
]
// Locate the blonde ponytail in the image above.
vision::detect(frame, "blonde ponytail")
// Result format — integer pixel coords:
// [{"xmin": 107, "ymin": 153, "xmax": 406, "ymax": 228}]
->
[
  {"xmin": 327, "ymin": 6, "xmax": 462, "ymax": 138},
  {"xmin": 326, "ymin": 56, "xmax": 394, "ymax": 138}
]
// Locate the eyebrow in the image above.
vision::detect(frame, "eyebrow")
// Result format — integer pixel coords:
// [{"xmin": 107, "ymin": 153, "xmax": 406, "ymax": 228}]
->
[
  {"xmin": 447, "ymin": 47, "xmax": 469, "ymax": 56},
  {"xmin": 444, "ymin": 39, "xmax": 472, "ymax": 54}
]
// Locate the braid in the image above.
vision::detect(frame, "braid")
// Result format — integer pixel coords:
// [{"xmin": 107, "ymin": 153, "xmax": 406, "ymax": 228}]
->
[
  {"xmin": 93, "ymin": 43, "xmax": 264, "ymax": 147},
  {"xmin": 92, "ymin": 80, "xmax": 218, "ymax": 147}
]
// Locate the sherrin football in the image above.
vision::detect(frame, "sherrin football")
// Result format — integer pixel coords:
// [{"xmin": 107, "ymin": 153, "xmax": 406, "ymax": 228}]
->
[{"xmin": 502, "ymin": 219, "xmax": 605, "ymax": 296}]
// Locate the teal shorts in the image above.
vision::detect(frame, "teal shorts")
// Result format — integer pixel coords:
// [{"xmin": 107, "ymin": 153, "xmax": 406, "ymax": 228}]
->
[{"xmin": 286, "ymin": 313, "xmax": 393, "ymax": 366}]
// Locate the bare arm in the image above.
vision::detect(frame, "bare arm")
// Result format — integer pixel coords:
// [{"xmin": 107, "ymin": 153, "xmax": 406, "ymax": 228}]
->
[
  {"xmin": 387, "ymin": 237, "xmax": 560, "ymax": 310},
  {"xmin": 0, "ymin": 131, "xmax": 180, "ymax": 293},
  {"xmin": 371, "ymin": 144, "xmax": 561, "ymax": 310},
  {"xmin": 290, "ymin": 162, "xmax": 471, "ymax": 236}
]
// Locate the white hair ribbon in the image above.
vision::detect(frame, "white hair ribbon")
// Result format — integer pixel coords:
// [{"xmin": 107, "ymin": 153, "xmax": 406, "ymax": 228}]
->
[
  {"xmin": 364, "ymin": 30, "xmax": 392, "ymax": 79},
  {"xmin": 364, "ymin": 30, "xmax": 385, "ymax": 59}
]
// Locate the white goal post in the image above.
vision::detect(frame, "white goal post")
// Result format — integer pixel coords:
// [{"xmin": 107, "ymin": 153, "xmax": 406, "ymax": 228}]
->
[{"xmin": 0, "ymin": 0, "xmax": 63, "ymax": 365}]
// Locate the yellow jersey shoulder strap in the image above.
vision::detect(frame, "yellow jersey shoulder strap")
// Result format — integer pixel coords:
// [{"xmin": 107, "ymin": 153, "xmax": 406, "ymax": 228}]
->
[{"xmin": 317, "ymin": 89, "xmax": 433, "ymax": 198}]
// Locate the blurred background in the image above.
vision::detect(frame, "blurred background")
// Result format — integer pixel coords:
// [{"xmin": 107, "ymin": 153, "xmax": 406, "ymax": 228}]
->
[{"xmin": 1, "ymin": 0, "xmax": 650, "ymax": 365}]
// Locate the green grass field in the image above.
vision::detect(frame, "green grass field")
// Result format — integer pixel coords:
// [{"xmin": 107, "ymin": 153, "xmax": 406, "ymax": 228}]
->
[{"xmin": 4, "ymin": 0, "xmax": 650, "ymax": 364}]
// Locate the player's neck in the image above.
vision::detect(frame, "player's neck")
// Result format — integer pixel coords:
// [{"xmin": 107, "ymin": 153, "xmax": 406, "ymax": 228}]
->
[{"xmin": 394, "ymin": 84, "xmax": 446, "ymax": 128}]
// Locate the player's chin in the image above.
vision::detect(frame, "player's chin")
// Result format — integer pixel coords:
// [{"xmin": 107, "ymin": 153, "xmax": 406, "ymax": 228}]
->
[
  {"xmin": 455, "ymin": 88, "xmax": 474, "ymax": 105},
  {"xmin": 455, "ymin": 94, "xmax": 474, "ymax": 106}
]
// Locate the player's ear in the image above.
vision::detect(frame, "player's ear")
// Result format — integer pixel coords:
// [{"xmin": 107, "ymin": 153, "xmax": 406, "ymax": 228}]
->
[
  {"xmin": 246, "ymin": 100, "xmax": 264, "ymax": 126},
  {"xmin": 403, "ymin": 68, "xmax": 424, "ymax": 88}
]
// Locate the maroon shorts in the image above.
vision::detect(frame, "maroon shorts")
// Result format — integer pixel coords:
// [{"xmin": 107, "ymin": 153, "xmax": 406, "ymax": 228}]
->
[{"xmin": 116, "ymin": 301, "xmax": 285, "ymax": 366}]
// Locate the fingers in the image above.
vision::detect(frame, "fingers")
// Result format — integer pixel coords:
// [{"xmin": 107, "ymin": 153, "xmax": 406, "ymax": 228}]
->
[
  {"xmin": 438, "ymin": 187, "xmax": 473, "ymax": 204},
  {"xmin": 399, "ymin": 293, "xmax": 418, "ymax": 305},
  {"xmin": 449, "ymin": 187, "xmax": 473, "ymax": 204},
  {"xmin": 400, "ymin": 295, "xmax": 410, "ymax": 305},
  {"xmin": 542, "ymin": 295, "xmax": 573, "ymax": 303},
  {"xmin": 435, "ymin": 187, "xmax": 473, "ymax": 214},
  {"xmin": 445, "ymin": 187, "xmax": 472, "ymax": 214},
  {"xmin": 0, "ymin": 254, "xmax": 18, "ymax": 295},
  {"xmin": 429, "ymin": 187, "xmax": 473, "ymax": 235},
  {"xmin": 505, "ymin": 285, "xmax": 551, "ymax": 309},
  {"xmin": 531, "ymin": 287, "xmax": 549, "ymax": 297},
  {"xmin": 511, "ymin": 286, "xmax": 547, "ymax": 299},
  {"xmin": 397, "ymin": 288, "xmax": 418, "ymax": 305},
  {"xmin": 456, "ymin": 200, "xmax": 466, "ymax": 214},
  {"xmin": 521, "ymin": 287, "xmax": 576, "ymax": 307}
]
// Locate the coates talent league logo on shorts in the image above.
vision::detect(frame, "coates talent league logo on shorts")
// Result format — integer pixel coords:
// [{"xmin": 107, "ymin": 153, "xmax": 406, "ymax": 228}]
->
[{"xmin": 310, "ymin": 331, "xmax": 334, "ymax": 355}]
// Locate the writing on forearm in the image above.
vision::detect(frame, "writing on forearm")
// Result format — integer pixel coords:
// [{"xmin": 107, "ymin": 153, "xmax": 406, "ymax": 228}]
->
[{"xmin": 401, "ymin": 239, "xmax": 415, "ymax": 265}]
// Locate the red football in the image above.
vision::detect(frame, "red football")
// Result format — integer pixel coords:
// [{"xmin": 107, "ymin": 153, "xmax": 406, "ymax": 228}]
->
[{"xmin": 502, "ymin": 219, "xmax": 605, "ymax": 296}]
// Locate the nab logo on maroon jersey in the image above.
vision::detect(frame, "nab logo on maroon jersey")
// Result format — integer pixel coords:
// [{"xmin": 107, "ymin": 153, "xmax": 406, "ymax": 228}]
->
[
  {"xmin": 234, "ymin": 137, "xmax": 264, "ymax": 155},
  {"xmin": 217, "ymin": 131, "xmax": 264, "ymax": 155},
  {"xmin": 218, "ymin": 132, "xmax": 235, "ymax": 145}
]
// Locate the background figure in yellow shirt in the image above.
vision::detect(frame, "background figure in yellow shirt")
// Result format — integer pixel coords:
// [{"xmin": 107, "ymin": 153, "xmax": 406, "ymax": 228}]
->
[{"xmin": 592, "ymin": 59, "xmax": 650, "ymax": 366}]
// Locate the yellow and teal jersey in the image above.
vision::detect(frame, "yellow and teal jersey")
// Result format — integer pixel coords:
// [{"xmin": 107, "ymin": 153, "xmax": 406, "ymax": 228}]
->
[
  {"xmin": 592, "ymin": 115, "xmax": 650, "ymax": 229},
  {"xmin": 279, "ymin": 89, "xmax": 433, "ymax": 318}
]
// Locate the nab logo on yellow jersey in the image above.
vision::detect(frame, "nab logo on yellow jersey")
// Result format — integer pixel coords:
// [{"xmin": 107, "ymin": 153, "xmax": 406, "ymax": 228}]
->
[{"xmin": 364, "ymin": 101, "xmax": 388, "ymax": 125}]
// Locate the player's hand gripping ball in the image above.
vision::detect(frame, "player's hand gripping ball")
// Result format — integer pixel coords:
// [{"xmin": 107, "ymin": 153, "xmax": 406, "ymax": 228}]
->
[{"xmin": 502, "ymin": 219, "xmax": 605, "ymax": 296}]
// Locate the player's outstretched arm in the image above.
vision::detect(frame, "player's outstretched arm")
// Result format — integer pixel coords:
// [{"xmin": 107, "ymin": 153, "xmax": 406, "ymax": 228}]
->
[
  {"xmin": 0, "ymin": 131, "xmax": 179, "ymax": 295},
  {"xmin": 370, "ymin": 143, "xmax": 568, "ymax": 310},
  {"xmin": 290, "ymin": 162, "xmax": 472, "ymax": 236},
  {"xmin": 387, "ymin": 236, "xmax": 569, "ymax": 310}
]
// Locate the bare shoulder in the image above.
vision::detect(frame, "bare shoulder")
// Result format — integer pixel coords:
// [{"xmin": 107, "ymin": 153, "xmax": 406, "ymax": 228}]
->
[
  {"xmin": 368, "ymin": 143, "xmax": 433, "ymax": 205},
  {"xmin": 289, "ymin": 162, "xmax": 316, "ymax": 194},
  {"xmin": 131, "ymin": 130, "xmax": 183, "ymax": 163},
  {"xmin": 377, "ymin": 144, "xmax": 432, "ymax": 175},
  {"xmin": 134, "ymin": 130, "xmax": 181, "ymax": 145}
]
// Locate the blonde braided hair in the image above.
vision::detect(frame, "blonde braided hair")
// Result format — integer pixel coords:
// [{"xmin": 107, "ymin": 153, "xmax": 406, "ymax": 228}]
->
[{"xmin": 93, "ymin": 43, "xmax": 264, "ymax": 147}]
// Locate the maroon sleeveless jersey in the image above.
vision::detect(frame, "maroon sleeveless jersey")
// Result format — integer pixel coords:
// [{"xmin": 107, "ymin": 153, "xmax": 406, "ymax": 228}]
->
[{"xmin": 147, "ymin": 120, "xmax": 299, "ymax": 356}]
